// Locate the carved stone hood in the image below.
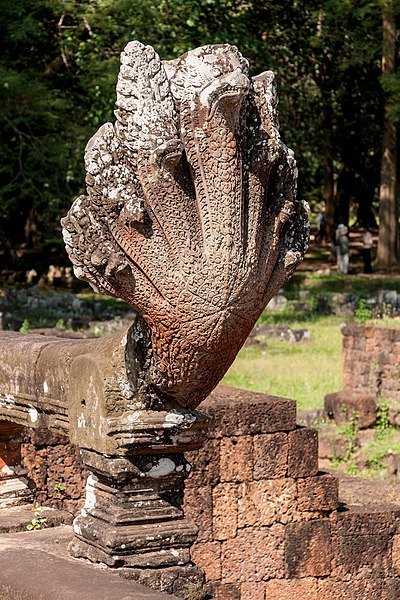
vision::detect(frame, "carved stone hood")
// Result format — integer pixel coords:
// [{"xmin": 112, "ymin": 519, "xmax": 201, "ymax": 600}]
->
[{"xmin": 62, "ymin": 42, "xmax": 309, "ymax": 410}]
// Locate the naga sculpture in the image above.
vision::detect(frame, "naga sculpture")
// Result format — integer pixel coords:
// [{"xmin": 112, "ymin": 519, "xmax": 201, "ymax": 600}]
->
[
  {"xmin": 62, "ymin": 42, "xmax": 309, "ymax": 411},
  {"xmin": 0, "ymin": 42, "xmax": 308, "ymax": 596}
]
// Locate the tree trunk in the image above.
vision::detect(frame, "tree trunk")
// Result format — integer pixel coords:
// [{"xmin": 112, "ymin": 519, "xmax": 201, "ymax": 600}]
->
[{"xmin": 377, "ymin": 2, "xmax": 398, "ymax": 270}]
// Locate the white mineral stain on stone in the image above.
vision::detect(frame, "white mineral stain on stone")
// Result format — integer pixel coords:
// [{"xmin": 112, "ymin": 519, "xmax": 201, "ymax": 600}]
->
[
  {"xmin": 84, "ymin": 474, "xmax": 98, "ymax": 510},
  {"xmin": 147, "ymin": 458, "xmax": 176, "ymax": 478},
  {"xmin": 73, "ymin": 520, "xmax": 82, "ymax": 535},
  {"xmin": 164, "ymin": 411, "xmax": 185, "ymax": 426},
  {"xmin": 171, "ymin": 549, "xmax": 179, "ymax": 557},
  {"xmin": 28, "ymin": 407, "xmax": 38, "ymax": 423},
  {"xmin": 43, "ymin": 381, "xmax": 49, "ymax": 394},
  {"xmin": 77, "ymin": 414, "xmax": 86, "ymax": 428}
]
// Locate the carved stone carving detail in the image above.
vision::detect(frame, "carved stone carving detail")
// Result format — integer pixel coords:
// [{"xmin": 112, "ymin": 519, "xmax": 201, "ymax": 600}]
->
[{"xmin": 62, "ymin": 42, "xmax": 309, "ymax": 410}]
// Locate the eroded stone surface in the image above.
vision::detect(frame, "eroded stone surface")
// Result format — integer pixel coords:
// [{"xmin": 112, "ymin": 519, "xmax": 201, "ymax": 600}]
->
[{"xmin": 62, "ymin": 41, "xmax": 309, "ymax": 410}]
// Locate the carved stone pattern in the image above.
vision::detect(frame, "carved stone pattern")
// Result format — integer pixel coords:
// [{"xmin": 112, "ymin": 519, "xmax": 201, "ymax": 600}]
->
[{"xmin": 62, "ymin": 42, "xmax": 309, "ymax": 409}]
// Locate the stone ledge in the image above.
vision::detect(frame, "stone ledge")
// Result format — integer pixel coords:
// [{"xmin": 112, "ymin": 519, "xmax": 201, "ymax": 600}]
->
[
  {"xmin": 0, "ymin": 526, "xmax": 177, "ymax": 599},
  {"xmin": 202, "ymin": 386, "xmax": 297, "ymax": 436}
]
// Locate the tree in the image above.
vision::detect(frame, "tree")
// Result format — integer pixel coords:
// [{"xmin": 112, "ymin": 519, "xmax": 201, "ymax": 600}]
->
[{"xmin": 377, "ymin": 0, "xmax": 399, "ymax": 269}]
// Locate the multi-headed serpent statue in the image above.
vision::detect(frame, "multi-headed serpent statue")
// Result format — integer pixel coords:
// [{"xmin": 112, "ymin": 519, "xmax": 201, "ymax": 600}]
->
[
  {"xmin": 0, "ymin": 42, "xmax": 308, "ymax": 597},
  {"xmin": 62, "ymin": 41, "xmax": 308, "ymax": 409}
]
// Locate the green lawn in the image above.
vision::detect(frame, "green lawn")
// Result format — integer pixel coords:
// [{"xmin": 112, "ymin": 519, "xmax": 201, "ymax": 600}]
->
[{"xmin": 222, "ymin": 315, "xmax": 343, "ymax": 410}]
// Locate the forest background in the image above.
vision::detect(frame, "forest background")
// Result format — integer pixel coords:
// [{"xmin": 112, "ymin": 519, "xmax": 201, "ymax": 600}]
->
[{"xmin": 0, "ymin": 0, "xmax": 399, "ymax": 270}]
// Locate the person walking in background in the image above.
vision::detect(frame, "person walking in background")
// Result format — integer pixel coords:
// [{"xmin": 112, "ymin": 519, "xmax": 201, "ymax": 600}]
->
[
  {"xmin": 336, "ymin": 224, "xmax": 349, "ymax": 274},
  {"xmin": 362, "ymin": 227, "xmax": 374, "ymax": 274},
  {"xmin": 316, "ymin": 209, "xmax": 328, "ymax": 244}
]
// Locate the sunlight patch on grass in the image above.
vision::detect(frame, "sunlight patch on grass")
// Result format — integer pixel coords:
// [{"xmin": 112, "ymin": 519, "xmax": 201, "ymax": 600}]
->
[{"xmin": 222, "ymin": 316, "xmax": 343, "ymax": 410}]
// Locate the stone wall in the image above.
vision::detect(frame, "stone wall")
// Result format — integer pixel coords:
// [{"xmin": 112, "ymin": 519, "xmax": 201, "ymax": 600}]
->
[
  {"xmin": 185, "ymin": 386, "xmax": 400, "ymax": 599},
  {"xmin": 5, "ymin": 384, "xmax": 400, "ymax": 599},
  {"xmin": 341, "ymin": 323, "xmax": 400, "ymax": 401},
  {"xmin": 20, "ymin": 428, "xmax": 87, "ymax": 514}
]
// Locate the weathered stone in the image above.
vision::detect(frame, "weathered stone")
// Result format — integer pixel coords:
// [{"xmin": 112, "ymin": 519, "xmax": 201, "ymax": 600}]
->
[
  {"xmin": 324, "ymin": 390, "xmax": 377, "ymax": 429},
  {"xmin": 238, "ymin": 479, "xmax": 297, "ymax": 527},
  {"xmin": 330, "ymin": 507, "xmax": 399, "ymax": 577},
  {"xmin": 264, "ymin": 578, "xmax": 319, "ymax": 600},
  {"xmin": 190, "ymin": 541, "xmax": 222, "ymax": 582},
  {"xmin": 202, "ymin": 386, "xmax": 297, "ymax": 437},
  {"xmin": 206, "ymin": 582, "xmax": 240, "ymax": 600},
  {"xmin": 220, "ymin": 436, "xmax": 253, "ymax": 482},
  {"xmin": 253, "ymin": 432, "xmax": 288, "ymax": 479},
  {"xmin": 287, "ymin": 427, "xmax": 318, "ymax": 477},
  {"xmin": 285, "ymin": 519, "xmax": 332, "ymax": 577},
  {"xmin": 212, "ymin": 483, "xmax": 238, "ymax": 540},
  {"xmin": 62, "ymin": 42, "xmax": 308, "ymax": 410},
  {"xmin": 240, "ymin": 581, "xmax": 266, "ymax": 599},
  {"xmin": 0, "ymin": 39, "xmax": 310, "ymax": 597},
  {"xmin": 297, "ymin": 473, "xmax": 339, "ymax": 512},
  {"xmin": 221, "ymin": 525, "xmax": 285, "ymax": 582}
]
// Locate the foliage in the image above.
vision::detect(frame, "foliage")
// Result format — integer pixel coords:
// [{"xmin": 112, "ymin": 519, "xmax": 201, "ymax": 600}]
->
[
  {"xmin": 376, "ymin": 399, "xmax": 390, "ymax": 440},
  {"xmin": 26, "ymin": 503, "xmax": 47, "ymax": 530},
  {"xmin": 354, "ymin": 298, "xmax": 373, "ymax": 323},
  {"xmin": 19, "ymin": 319, "xmax": 31, "ymax": 334},
  {"xmin": 0, "ymin": 0, "xmax": 398, "ymax": 259}
]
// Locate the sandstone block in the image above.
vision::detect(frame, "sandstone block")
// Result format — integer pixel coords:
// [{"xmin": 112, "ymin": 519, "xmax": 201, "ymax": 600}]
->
[
  {"xmin": 240, "ymin": 581, "xmax": 266, "ymax": 599},
  {"xmin": 184, "ymin": 485, "xmax": 213, "ymax": 543},
  {"xmin": 206, "ymin": 582, "xmax": 240, "ymax": 600},
  {"xmin": 318, "ymin": 574, "xmax": 385, "ymax": 600},
  {"xmin": 285, "ymin": 519, "xmax": 332, "ymax": 577},
  {"xmin": 202, "ymin": 386, "xmax": 297, "ymax": 437},
  {"xmin": 253, "ymin": 432, "xmax": 288, "ymax": 480},
  {"xmin": 190, "ymin": 541, "xmax": 221, "ymax": 582},
  {"xmin": 287, "ymin": 427, "xmax": 318, "ymax": 478},
  {"xmin": 220, "ymin": 436, "xmax": 253, "ymax": 482},
  {"xmin": 238, "ymin": 479, "xmax": 297, "ymax": 528},
  {"xmin": 212, "ymin": 483, "xmax": 238, "ymax": 540},
  {"xmin": 221, "ymin": 525, "xmax": 285, "ymax": 583},
  {"xmin": 264, "ymin": 577, "xmax": 319, "ymax": 600},
  {"xmin": 324, "ymin": 390, "xmax": 376, "ymax": 429},
  {"xmin": 297, "ymin": 472, "xmax": 339, "ymax": 512},
  {"xmin": 186, "ymin": 438, "xmax": 220, "ymax": 487},
  {"xmin": 391, "ymin": 534, "xmax": 400, "ymax": 572}
]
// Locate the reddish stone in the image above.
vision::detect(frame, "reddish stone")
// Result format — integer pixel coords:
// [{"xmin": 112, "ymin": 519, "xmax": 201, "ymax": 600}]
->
[
  {"xmin": 264, "ymin": 578, "xmax": 319, "ymax": 600},
  {"xmin": 285, "ymin": 519, "xmax": 332, "ymax": 577},
  {"xmin": 212, "ymin": 483, "xmax": 238, "ymax": 540},
  {"xmin": 392, "ymin": 534, "xmax": 400, "ymax": 572},
  {"xmin": 240, "ymin": 581, "xmax": 266, "ymax": 599},
  {"xmin": 330, "ymin": 507, "xmax": 398, "ymax": 577},
  {"xmin": 221, "ymin": 525, "xmax": 285, "ymax": 583},
  {"xmin": 317, "ymin": 424, "xmax": 353, "ymax": 460},
  {"xmin": 207, "ymin": 582, "xmax": 240, "ymax": 600},
  {"xmin": 184, "ymin": 485, "xmax": 213, "ymax": 543},
  {"xmin": 220, "ymin": 436, "xmax": 253, "ymax": 483},
  {"xmin": 201, "ymin": 386, "xmax": 297, "ymax": 437},
  {"xmin": 324, "ymin": 390, "xmax": 376, "ymax": 429},
  {"xmin": 318, "ymin": 574, "xmax": 385, "ymax": 599},
  {"xmin": 185, "ymin": 438, "xmax": 220, "ymax": 487},
  {"xmin": 238, "ymin": 479, "xmax": 297, "ymax": 528},
  {"xmin": 253, "ymin": 432, "xmax": 288, "ymax": 480},
  {"xmin": 297, "ymin": 473, "xmax": 339, "ymax": 512},
  {"xmin": 190, "ymin": 541, "xmax": 221, "ymax": 582},
  {"xmin": 287, "ymin": 427, "xmax": 318, "ymax": 478}
]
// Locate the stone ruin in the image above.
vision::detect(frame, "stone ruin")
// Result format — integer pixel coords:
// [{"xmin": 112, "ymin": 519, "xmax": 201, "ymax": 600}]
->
[
  {"xmin": 1, "ymin": 41, "xmax": 400, "ymax": 600},
  {"xmin": 0, "ymin": 41, "xmax": 308, "ymax": 597}
]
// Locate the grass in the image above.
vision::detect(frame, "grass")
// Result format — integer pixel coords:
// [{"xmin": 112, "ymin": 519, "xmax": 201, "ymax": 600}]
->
[
  {"xmin": 285, "ymin": 271, "xmax": 400, "ymax": 300},
  {"xmin": 222, "ymin": 314, "xmax": 343, "ymax": 410},
  {"xmin": 223, "ymin": 269, "xmax": 400, "ymax": 411}
]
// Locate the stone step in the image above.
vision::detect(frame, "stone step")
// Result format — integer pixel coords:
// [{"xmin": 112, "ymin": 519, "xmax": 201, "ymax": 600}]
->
[{"xmin": 0, "ymin": 503, "xmax": 73, "ymax": 533}]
